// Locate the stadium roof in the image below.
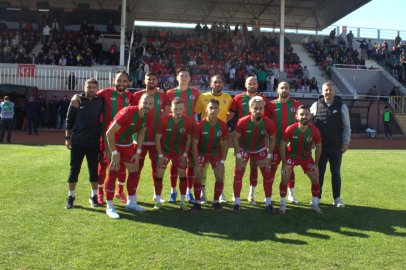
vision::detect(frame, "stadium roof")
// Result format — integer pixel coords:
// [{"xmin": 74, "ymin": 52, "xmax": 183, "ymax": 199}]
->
[{"xmin": 3, "ymin": 0, "xmax": 371, "ymax": 31}]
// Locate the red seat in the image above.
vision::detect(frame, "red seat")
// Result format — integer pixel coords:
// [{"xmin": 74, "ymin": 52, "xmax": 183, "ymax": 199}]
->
[
  {"xmin": 283, "ymin": 64, "xmax": 288, "ymax": 70},
  {"xmin": 287, "ymin": 73, "xmax": 294, "ymax": 78},
  {"xmin": 289, "ymin": 64, "xmax": 294, "ymax": 69},
  {"xmin": 167, "ymin": 42, "xmax": 172, "ymax": 46},
  {"xmin": 219, "ymin": 61, "xmax": 225, "ymax": 66},
  {"xmin": 192, "ymin": 74, "xmax": 199, "ymax": 80},
  {"xmin": 189, "ymin": 51, "xmax": 194, "ymax": 56},
  {"xmin": 204, "ymin": 60, "xmax": 210, "ymax": 66},
  {"xmin": 173, "ymin": 42, "xmax": 179, "ymax": 47},
  {"xmin": 187, "ymin": 40, "xmax": 192, "ymax": 46},
  {"xmin": 211, "ymin": 60, "xmax": 218, "ymax": 65},
  {"xmin": 198, "ymin": 64, "xmax": 204, "ymax": 69},
  {"xmin": 147, "ymin": 37, "xmax": 152, "ymax": 42},
  {"xmin": 175, "ymin": 64, "xmax": 182, "ymax": 69},
  {"xmin": 202, "ymin": 51, "xmax": 209, "ymax": 57},
  {"xmin": 193, "ymin": 79, "xmax": 200, "ymax": 86},
  {"xmin": 275, "ymin": 63, "xmax": 280, "ymax": 68},
  {"xmin": 193, "ymin": 39, "xmax": 198, "ymax": 45}
]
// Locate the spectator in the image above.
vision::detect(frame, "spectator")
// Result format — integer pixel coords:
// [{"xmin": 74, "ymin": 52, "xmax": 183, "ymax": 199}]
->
[
  {"xmin": 24, "ymin": 97, "xmax": 39, "ymax": 135},
  {"xmin": 301, "ymin": 77, "xmax": 310, "ymax": 93},
  {"xmin": 59, "ymin": 55, "xmax": 66, "ymax": 66},
  {"xmin": 48, "ymin": 95, "xmax": 59, "ymax": 129},
  {"xmin": 24, "ymin": 21, "xmax": 32, "ymax": 33},
  {"xmin": 200, "ymin": 74, "xmax": 209, "ymax": 89},
  {"xmin": 253, "ymin": 66, "xmax": 269, "ymax": 91},
  {"xmin": 289, "ymin": 78, "xmax": 298, "ymax": 92},
  {"xmin": 271, "ymin": 63, "xmax": 279, "ymax": 91},
  {"xmin": 109, "ymin": 42, "xmax": 117, "ymax": 65},
  {"xmin": 41, "ymin": 12, "xmax": 50, "ymax": 26},
  {"xmin": 94, "ymin": 39, "xmax": 103, "ymax": 65},
  {"xmin": 67, "ymin": 72, "xmax": 77, "ymax": 90},
  {"xmin": 367, "ymin": 39, "xmax": 373, "ymax": 60},
  {"xmin": 347, "ymin": 30, "xmax": 354, "ymax": 47},
  {"xmin": 107, "ymin": 20, "xmax": 115, "ymax": 34},
  {"xmin": 302, "ymin": 35, "xmax": 309, "ymax": 47},
  {"xmin": 59, "ymin": 95, "xmax": 69, "ymax": 129},
  {"xmin": 135, "ymin": 66, "xmax": 145, "ymax": 88},
  {"xmin": 265, "ymin": 71, "xmax": 274, "ymax": 92},
  {"xmin": 394, "ymin": 34, "xmax": 402, "ymax": 46},
  {"xmin": 310, "ymin": 77, "xmax": 319, "ymax": 93},
  {"xmin": 303, "ymin": 66, "xmax": 310, "ymax": 78},
  {"xmin": 162, "ymin": 80, "xmax": 171, "ymax": 92},
  {"xmin": 43, "ymin": 22, "xmax": 51, "ymax": 44},
  {"xmin": 383, "ymin": 106, "xmax": 393, "ymax": 139},
  {"xmin": 294, "ymin": 66, "xmax": 304, "ymax": 79},
  {"xmin": 51, "ymin": 18, "xmax": 59, "ymax": 38}
]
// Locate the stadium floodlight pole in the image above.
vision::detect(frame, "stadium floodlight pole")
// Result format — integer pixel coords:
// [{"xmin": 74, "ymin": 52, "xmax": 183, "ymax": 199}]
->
[
  {"xmin": 279, "ymin": 0, "xmax": 285, "ymax": 72},
  {"xmin": 120, "ymin": 0, "xmax": 126, "ymax": 66}
]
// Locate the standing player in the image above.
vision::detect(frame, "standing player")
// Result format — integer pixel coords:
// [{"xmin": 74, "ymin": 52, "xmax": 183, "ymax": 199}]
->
[
  {"xmin": 71, "ymin": 71, "xmax": 136, "ymax": 205},
  {"xmin": 232, "ymin": 96, "xmax": 276, "ymax": 214},
  {"xmin": 194, "ymin": 75, "xmax": 233, "ymax": 203},
  {"xmin": 104, "ymin": 94, "xmax": 154, "ymax": 219},
  {"xmin": 192, "ymin": 99, "xmax": 229, "ymax": 212},
  {"xmin": 153, "ymin": 98, "xmax": 194, "ymax": 211},
  {"xmin": 228, "ymin": 76, "xmax": 270, "ymax": 204},
  {"xmin": 279, "ymin": 105, "xmax": 322, "ymax": 214},
  {"xmin": 133, "ymin": 71, "xmax": 166, "ymax": 203},
  {"xmin": 164, "ymin": 68, "xmax": 200, "ymax": 203},
  {"xmin": 268, "ymin": 82, "xmax": 301, "ymax": 204}
]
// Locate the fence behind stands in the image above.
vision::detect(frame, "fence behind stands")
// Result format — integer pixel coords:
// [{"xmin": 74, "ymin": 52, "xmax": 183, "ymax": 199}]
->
[{"xmin": 0, "ymin": 63, "xmax": 124, "ymax": 91}]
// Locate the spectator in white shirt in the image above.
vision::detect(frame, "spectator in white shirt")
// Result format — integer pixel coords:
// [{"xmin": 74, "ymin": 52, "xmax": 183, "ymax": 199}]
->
[
  {"xmin": 59, "ymin": 55, "xmax": 66, "ymax": 66},
  {"xmin": 229, "ymin": 66, "xmax": 236, "ymax": 89},
  {"xmin": 43, "ymin": 23, "xmax": 51, "ymax": 44},
  {"xmin": 266, "ymin": 71, "xmax": 274, "ymax": 92},
  {"xmin": 189, "ymin": 57, "xmax": 197, "ymax": 67}
]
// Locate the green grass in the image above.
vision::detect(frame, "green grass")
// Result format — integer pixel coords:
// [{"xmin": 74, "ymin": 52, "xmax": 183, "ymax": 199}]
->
[{"xmin": 1, "ymin": 145, "xmax": 405, "ymax": 269}]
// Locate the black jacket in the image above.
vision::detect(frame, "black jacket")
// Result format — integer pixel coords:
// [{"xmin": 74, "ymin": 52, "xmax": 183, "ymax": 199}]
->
[
  {"xmin": 66, "ymin": 93, "xmax": 103, "ymax": 147},
  {"xmin": 24, "ymin": 102, "xmax": 40, "ymax": 117},
  {"xmin": 314, "ymin": 96, "xmax": 343, "ymax": 148},
  {"xmin": 59, "ymin": 99, "xmax": 70, "ymax": 115}
]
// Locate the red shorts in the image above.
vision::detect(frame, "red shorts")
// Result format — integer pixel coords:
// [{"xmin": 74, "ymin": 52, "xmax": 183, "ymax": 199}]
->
[
  {"xmin": 197, "ymin": 154, "xmax": 222, "ymax": 169},
  {"xmin": 107, "ymin": 144, "xmax": 136, "ymax": 165},
  {"xmin": 286, "ymin": 155, "xmax": 314, "ymax": 173},
  {"xmin": 135, "ymin": 144, "xmax": 158, "ymax": 161},
  {"xmin": 270, "ymin": 146, "xmax": 281, "ymax": 166},
  {"xmin": 157, "ymin": 153, "xmax": 187, "ymax": 170},
  {"xmin": 188, "ymin": 148, "xmax": 193, "ymax": 158},
  {"xmin": 235, "ymin": 149, "xmax": 268, "ymax": 163}
]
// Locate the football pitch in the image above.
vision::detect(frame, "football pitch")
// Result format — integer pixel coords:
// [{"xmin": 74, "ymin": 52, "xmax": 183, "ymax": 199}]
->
[{"xmin": 0, "ymin": 144, "xmax": 405, "ymax": 269}]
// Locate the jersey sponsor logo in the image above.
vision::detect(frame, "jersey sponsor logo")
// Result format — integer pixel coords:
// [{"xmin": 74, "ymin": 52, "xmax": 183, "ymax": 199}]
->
[
  {"xmin": 307, "ymin": 137, "xmax": 312, "ymax": 142},
  {"xmin": 261, "ymin": 130, "xmax": 267, "ymax": 135},
  {"xmin": 126, "ymin": 98, "xmax": 130, "ymax": 104},
  {"xmin": 157, "ymin": 99, "xmax": 162, "ymax": 105},
  {"xmin": 79, "ymin": 106, "xmax": 84, "ymax": 109},
  {"xmin": 290, "ymin": 107, "xmax": 296, "ymax": 112},
  {"xmin": 166, "ymin": 129, "xmax": 173, "ymax": 131},
  {"xmin": 175, "ymin": 96, "xmax": 180, "ymax": 99},
  {"xmin": 246, "ymin": 130, "xmax": 252, "ymax": 133},
  {"xmin": 110, "ymin": 98, "xmax": 116, "ymax": 100},
  {"xmin": 202, "ymin": 132, "xmax": 208, "ymax": 134},
  {"xmin": 180, "ymin": 128, "xmax": 186, "ymax": 133},
  {"xmin": 332, "ymin": 110, "xmax": 338, "ymax": 113},
  {"xmin": 190, "ymin": 95, "xmax": 195, "ymax": 100},
  {"xmin": 259, "ymin": 151, "xmax": 266, "ymax": 157},
  {"xmin": 222, "ymin": 99, "xmax": 227, "ymax": 105},
  {"xmin": 217, "ymin": 131, "xmax": 222, "ymax": 136},
  {"xmin": 242, "ymin": 103, "xmax": 247, "ymax": 105},
  {"xmin": 292, "ymin": 136, "xmax": 298, "ymax": 138},
  {"xmin": 275, "ymin": 108, "xmax": 280, "ymax": 111},
  {"xmin": 130, "ymin": 123, "xmax": 135, "ymax": 126}
]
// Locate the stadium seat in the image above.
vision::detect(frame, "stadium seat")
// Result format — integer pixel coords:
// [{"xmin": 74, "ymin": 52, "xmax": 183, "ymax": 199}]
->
[
  {"xmin": 193, "ymin": 79, "xmax": 200, "ymax": 86},
  {"xmin": 287, "ymin": 73, "xmax": 294, "ymax": 78},
  {"xmin": 289, "ymin": 64, "xmax": 294, "ymax": 69},
  {"xmin": 187, "ymin": 40, "xmax": 192, "ymax": 46},
  {"xmin": 204, "ymin": 60, "xmax": 210, "ymax": 66},
  {"xmin": 189, "ymin": 51, "xmax": 194, "ymax": 56},
  {"xmin": 202, "ymin": 51, "xmax": 209, "ymax": 57},
  {"xmin": 173, "ymin": 42, "xmax": 179, "ymax": 47},
  {"xmin": 275, "ymin": 63, "xmax": 280, "ymax": 68},
  {"xmin": 167, "ymin": 42, "xmax": 172, "ymax": 46},
  {"xmin": 211, "ymin": 60, "xmax": 218, "ymax": 65},
  {"xmin": 219, "ymin": 61, "xmax": 225, "ymax": 66},
  {"xmin": 192, "ymin": 74, "xmax": 199, "ymax": 80}
]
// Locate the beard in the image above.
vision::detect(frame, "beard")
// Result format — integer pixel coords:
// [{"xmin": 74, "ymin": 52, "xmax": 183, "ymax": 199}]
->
[
  {"xmin": 255, "ymin": 115, "xmax": 262, "ymax": 121},
  {"xmin": 115, "ymin": 85, "xmax": 125, "ymax": 92},
  {"xmin": 280, "ymin": 92, "xmax": 289, "ymax": 98},
  {"xmin": 300, "ymin": 118, "xmax": 309, "ymax": 125},
  {"xmin": 142, "ymin": 108, "xmax": 151, "ymax": 115},
  {"xmin": 148, "ymin": 83, "xmax": 156, "ymax": 90},
  {"xmin": 212, "ymin": 86, "xmax": 222, "ymax": 93}
]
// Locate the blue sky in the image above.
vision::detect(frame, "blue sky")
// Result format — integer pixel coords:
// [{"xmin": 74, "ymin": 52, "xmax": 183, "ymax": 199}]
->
[{"xmin": 334, "ymin": 0, "xmax": 402, "ymax": 30}]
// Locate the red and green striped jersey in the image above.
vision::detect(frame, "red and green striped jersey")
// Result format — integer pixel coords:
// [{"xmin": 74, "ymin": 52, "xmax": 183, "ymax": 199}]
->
[
  {"xmin": 165, "ymin": 87, "xmax": 200, "ymax": 118},
  {"xmin": 133, "ymin": 89, "xmax": 166, "ymax": 143},
  {"xmin": 156, "ymin": 114, "xmax": 194, "ymax": 155},
  {"xmin": 235, "ymin": 115, "xmax": 276, "ymax": 152},
  {"xmin": 230, "ymin": 92, "xmax": 270, "ymax": 119},
  {"xmin": 282, "ymin": 123, "xmax": 322, "ymax": 161},
  {"xmin": 193, "ymin": 117, "xmax": 229, "ymax": 156},
  {"xmin": 113, "ymin": 106, "xmax": 153, "ymax": 145},
  {"xmin": 268, "ymin": 98, "xmax": 301, "ymax": 146},
  {"xmin": 97, "ymin": 88, "xmax": 136, "ymax": 134}
]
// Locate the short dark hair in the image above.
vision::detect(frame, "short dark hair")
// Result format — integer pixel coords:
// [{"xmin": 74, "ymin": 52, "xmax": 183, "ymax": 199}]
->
[
  {"xmin": 384, "ymin": 106, "xmax": 389, "ymax": 109},
  {"xmin": 176, "ymin": 68, "xmax": 190, "ymax": 77},
  {"xmin": 207, "ymin": 99, "xmax": 219, "ymax": 106},
  {"xmin": 172, "ymin": 98, "xmax": 184, "ymax": 106},
  {"xmin": 297, "ymin": 105, "xmax": 310, "ymax": 113},
  {"xmin": 85, "ymin": 78, "xmax": 98, "ymax": 86},
  {"xmin": 210, "ymin": 74, "xmax": 222, "ymax": 83},
  {"xmin": 115, "ymin": 70, "xmax": 129, "ymax": 79},
  {"xmin": 145, "ymin": 71, "xmax": 158, "ymax": 78}
]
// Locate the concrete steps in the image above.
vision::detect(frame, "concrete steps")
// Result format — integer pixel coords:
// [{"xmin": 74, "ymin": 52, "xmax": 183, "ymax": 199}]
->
[{"xmin": 394, "ymin": 114, "xmax": 406, "ymax": 135}]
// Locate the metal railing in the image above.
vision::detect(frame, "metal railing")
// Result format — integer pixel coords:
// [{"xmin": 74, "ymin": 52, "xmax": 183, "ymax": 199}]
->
[
  {"xmin": 0, "ymin": 64, "xmax": 123, "ymax": 91},
  {"xmin": 379, "ymin": 68, "xmax": 406, "ymax": 96},
  {"xmin": 334, "ymin": 64, "xmax": 382, "ymax": 70},
  {"xmin": 391, "ymin": 96, "xmax": 405, "ymax": 115},
  {"xmin": 127, "ymin": 24, "xmax": 136, "ymax": 73},
  {"xmin": 331, "ymin": 65, "xmax": 358, "ymax": 97}
]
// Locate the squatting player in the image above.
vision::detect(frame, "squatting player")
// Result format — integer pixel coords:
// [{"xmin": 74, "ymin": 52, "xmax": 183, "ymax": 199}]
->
[
  {"xmin": 228, "ymin": 76, "xmax": 270, "ymax": 205},
  {"xmin": 164, "ymin": 68, "xmax": 200, "ymax": 203},
  {"xmin": 71, "ymin": 71, "xmax": 136, "ymax": 205},
  {"xmin": 194, "ymin": 74, "xmax": 232, "ymax": 203},
  {"xmin": 232, "ymin": 96, "xmax": 276, "ymax": 214},
  {"xmin": 192, "ymin": 99, "xmax": 229, "ymax": 212},
  {"xmin": 133, "ymin": 71, "xmax": 166, "ymax": 203},
  {"xmin": 279, "ymin": 105, "xmax": 323, "ymax": 214},
  {"xmin": 104, "ymin": 94, "xmax": 154, "ymax": 219},
  {"xmin": 268, "ymin": 82, "xmax": 301, "ymax": 204},
  {"xmin": 153, "ymin": 98, "xmax": 194, "ymax": 211}
]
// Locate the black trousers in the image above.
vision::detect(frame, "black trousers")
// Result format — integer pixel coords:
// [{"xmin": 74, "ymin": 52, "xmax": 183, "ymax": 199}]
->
[
  {"xmin": 318, "ymin": 147, "xmax": 343, "ymax": 199},
  {"xmin": 59, "ymin": 113, "xmax": 66, "ymax": 128},
  {"xmin": 27, "ymin": 116, "xmax": 38, "ymax": 134},
  {"xmin": 68, "ymin": 143, "xmax": 99, "ymax": 183},
  {"xmin": 49, "ymin": 112, "xmax": 57, "ymax": 128},
  {"xmin": 0, "ymin": 118, "xmax": 13, "ymax": 142},
  {"xmin": 384, "ymin": 123, "xmax": 392, "ymax": 137},
  {"xmin": 38, "ymin": 111, "xmax": 45, "ymax": 127}
]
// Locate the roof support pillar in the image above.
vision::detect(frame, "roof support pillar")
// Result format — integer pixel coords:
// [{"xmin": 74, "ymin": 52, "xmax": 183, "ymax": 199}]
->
[
  {"xmin": 120, "ymin": 0, "xmax": 126, "ymax": 66},
  {"xmin": 279, "ymin": 0, "xmax": 285, "ymax": 72}
]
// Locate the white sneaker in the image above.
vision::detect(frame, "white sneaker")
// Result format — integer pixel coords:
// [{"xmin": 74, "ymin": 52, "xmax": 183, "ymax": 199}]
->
[
  {"xmin": 153, "ymin": 195, "xmax": 166, "ymax": 203},
  {"xmin": 311, "ymin": 204, "xmax": 323, "ymax": 214},
  {"xmin": 247, "ymin": 195, "xmax": 256, "ymax": 205},
  {"xmin": 200, "ymin": 193, "xmax": 207, "ymax": 204},
  {"xmin": 288, "ymin": 195, "xmax": 299, "ymax": 205},
  {"xmin": 125, "ymin": 203, "xmax": 146, "ymax": 212},
  {"xmin": 219, "ymin": 193, "xmax": 227, "ymax": 203},
  {"xmin": 279, "ymin": 203, "xmax": 286, "ymax": 214},
  {"xmin": 333, "ymin": 198, "xmax": 345, "ymax": 208},
  {"xmin": 309, "ymin": 198, "xmax": 320, "ymax": 206},
  {"xmin": 106, "ymin": 208, "xmax": 120, "ymax": 219}
]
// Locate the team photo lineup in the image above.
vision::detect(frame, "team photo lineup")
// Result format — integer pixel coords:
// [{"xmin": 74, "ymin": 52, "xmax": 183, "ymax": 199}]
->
[{"xmin": 65, "ymin": 68, "xmax": 349, "ymax": 219}]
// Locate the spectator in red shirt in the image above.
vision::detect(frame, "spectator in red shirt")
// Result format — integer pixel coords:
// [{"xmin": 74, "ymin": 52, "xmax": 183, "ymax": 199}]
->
[{"xmin": 109, "ymin": 42, "xmax": 117, "ymax": 65}]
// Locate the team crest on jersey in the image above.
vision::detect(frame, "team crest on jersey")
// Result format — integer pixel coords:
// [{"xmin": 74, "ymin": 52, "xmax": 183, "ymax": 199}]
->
[
  {"xmin": 126, "ymin": 98, "xmax": 130, "ymax": 104},
  {"xmin": 307, "ymin": 164, "xmax": 313, "ymax": 168},
  {"xmin": 190, "ymin": 95, "xmax": 195, "ymax": 100},
  {"xmin": 307, "ymin": 137, "xmax": 312, "ymax": 142},
  {"xmin": 261, "ymin": 130, "xmax": 267, "ymax": 135},
  {"xmin": 260, "ymin": 152, "xmax": 266, "ymax": 157},
  {"xmin": 157, "ymin": 99, "xmax": 162, "ymax": 105},
  {"xmin": 222, "ymin": 100, "xmax": 227, "ymax": 105},
  {"xmin": 180, "ymin": 128, "xmax": 186, "ymax": 133},
  {"xmin": 290, "ymin": 107, "xmax": 296, "ymax": 112},
  {"xmin": 217, "ymin": 131, "xmax": 222, "ymax": 137},
  {"xmin": 142, "ymin": 122, "xmax": 146, "ymax": 127}
]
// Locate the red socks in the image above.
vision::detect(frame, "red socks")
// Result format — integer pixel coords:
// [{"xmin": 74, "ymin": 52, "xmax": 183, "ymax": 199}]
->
[
  {"xmin": 279, "ymin": 183, "xmax": 288, "ymax": 198},
  {"xmin": 288, "ymin": 170, "xmax": 295, "ymax": 188},
  {"xmin": 154, "ymin": 177, "xmax": 163, "ymax": 196},
  {"xmin": 170, "ymin": 164, "xmax": 178, "ymax": 188},
  {"xmin": 260, "ymin": 166, "xmax": 273, "ymax": 197},
  {"xmin": 187, "ymin": 167, "xmax": 194, "ymax": 190},
  {"xmin": 150, "ymin": 159, "xmax": 157, "ymax": 179},
  {"xmin": 214, "ymin": 181, "xmax": 224, "ymax": 201},
  {"xmin": 116, "ymin": 165, "xmax": 127, "ymax": 194},
  {"xmin": 97, "ymin": 162, "xmax": 108, "ymax": 194},
  {"xmin": 311, "ymin": 184, "xmax": 320, "ymax": 198},
  {"xmin": 179, "ymin": 177, "xmax": 187, "ymax": 195},
  {"xmin": 233, "ymin": 166, "xmax": 246, "ymax": 198},
  {"xmin": 194, "ymin": 181, "xmax": 202, "ymax": 201},
  {"xmin": 249, "ymin": 168, "xmax": 258, "ymax": 187},
  {"xmin": 105, "ymin": 170, "xmax": 118, "ymax": 200},
  {"xmin": 126, "ymin": 172, "xmax": 139, "ymax": 196}
]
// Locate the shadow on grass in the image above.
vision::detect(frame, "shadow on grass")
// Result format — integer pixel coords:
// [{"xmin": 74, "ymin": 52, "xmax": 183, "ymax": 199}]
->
[{"xmin": 76, "ymin": 202, "xmax": 406, "ymax": 245}]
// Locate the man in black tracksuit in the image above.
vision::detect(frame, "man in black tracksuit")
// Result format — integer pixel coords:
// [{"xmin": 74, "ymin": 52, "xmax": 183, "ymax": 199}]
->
[
  {"xmin": 59, "ymin": 95, "xmax": 70, "ymax": 129},
  {"xmin": 36, "ymin": 93, "xmax": 47, "ymax": 128},
  {"xmin": 65, "ymin": 78, "xmax": 103, "ymax": 209},
  {"xmin": 48, "ymin": 94, "xmax": 59, "ymax": 128},
  {"xmin": 310, "ymin": 82, "xmax": 351, "ymax": 208}
]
